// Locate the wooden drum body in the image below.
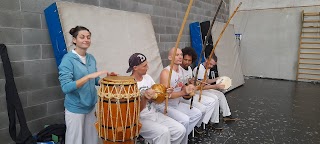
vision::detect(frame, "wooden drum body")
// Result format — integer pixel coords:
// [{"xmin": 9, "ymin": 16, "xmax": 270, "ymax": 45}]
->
[{"xmin": 96, "ymin": 76, "xmax": 141, "ymax": 144}]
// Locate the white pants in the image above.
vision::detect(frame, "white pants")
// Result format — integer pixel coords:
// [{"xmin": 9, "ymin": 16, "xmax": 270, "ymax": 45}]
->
[
  {"xmin": 65, "ymin": 109, "xmax": 98, "ymax": 144},
  {"xmin": 180, "ymin": 94, "xmax": 217, "ymax": 126},
  {"xmin": 156, "ymin": 102, "xmax": 202, "ymax": 144},
  {"xmin": 197, "ymin": 89, "xmax": 231, "ymax": 123},
  {"xmin": 140, "ymin": 112, "xmax": 186, "ymax": 144}
]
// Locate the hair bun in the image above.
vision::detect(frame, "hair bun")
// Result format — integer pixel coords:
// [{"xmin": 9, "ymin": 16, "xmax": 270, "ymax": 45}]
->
[
  {"xmin": 69, "ymin": 26, "xmax": 90, "ymax": 39},
  {"xmin": 69, "ymin": 27, "xmax": 76, "ymax": 35}
]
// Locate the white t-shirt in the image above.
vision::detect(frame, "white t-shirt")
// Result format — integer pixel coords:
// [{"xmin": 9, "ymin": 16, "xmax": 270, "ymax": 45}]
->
[
  {"xmin": 72, "ymin": 49, "xmax": 86, "ymax": 64},
  {"xmin": 181, "ymin": 66, "xmax": 193, "ymax": 84},
  {"xmin": 136, "ymin": 74, "xmax": 157, "ymax": 121},
  {"xmin": 193, "ymin": 63, "xmax": 208, "ymax": 80}
]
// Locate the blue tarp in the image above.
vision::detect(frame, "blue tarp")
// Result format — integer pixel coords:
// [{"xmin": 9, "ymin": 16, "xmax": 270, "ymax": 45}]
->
[
  {"xmin": 44, "ymin": 3, "xmax": 67, "ymax": 67},
  {"xmin": 189, "ymin": 22, "xmax": 205, "ymax": 64}
]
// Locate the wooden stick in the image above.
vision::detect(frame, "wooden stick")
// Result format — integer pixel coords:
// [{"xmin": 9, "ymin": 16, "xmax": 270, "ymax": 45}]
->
[
  {"xmin": 199, "ymin": 2, "xmax": 242, "ymax": 99},
  {"xmin": 165, "ymin": 0, "xmax": 193, "ymax": 114},
  {"xmin": 296, "ymin": 10, "xmax": 304, "ymax": 80},
  {"xmin": 192, "ymin": 0, "xmax": 224, "ymax": 107}
]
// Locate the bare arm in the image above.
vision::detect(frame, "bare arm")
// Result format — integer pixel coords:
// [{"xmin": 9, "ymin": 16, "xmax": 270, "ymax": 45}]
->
[
  {"xmin": 76, "ymin": 71, "xmax": 109, "ymax": 88},
  {"xmin": 202, "ymin": 83, "xmax": 225, "ymax": 90},
  {"xmin": 206, "ymin": 78, "xmax": 218, "ymax": 84},
  {"xmin": 139, "ymin": 89, "xmax": 154, "ymax": 112}
]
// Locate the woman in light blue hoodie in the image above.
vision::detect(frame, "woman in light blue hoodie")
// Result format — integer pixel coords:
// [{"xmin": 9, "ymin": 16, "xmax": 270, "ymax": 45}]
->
[{"xmin": 58, "ymin": 26, "xmax": 112, "ymax": 144}]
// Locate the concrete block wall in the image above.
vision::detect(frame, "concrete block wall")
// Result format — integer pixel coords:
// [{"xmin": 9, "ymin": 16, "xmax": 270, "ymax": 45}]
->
[{"xmin": 0, "ymin": 0, "xmax": 229, "ymax": 143}]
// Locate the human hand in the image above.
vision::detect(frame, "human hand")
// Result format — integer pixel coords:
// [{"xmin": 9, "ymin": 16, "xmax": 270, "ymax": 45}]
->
[
  {"xmin": 144, "ymin": 89, "xmax": 155, "ymax": 100},
  {"xmin": 166, "ymin": 87, "xmax": 174, "ymax": 95},
  {"xmin": 107, "ymin": 72, "xmax": 118, "ymax": 76},
  {"xmin": 216, "ymin": 84, "xmax": 225, "ymax": 89},
  {"xmin": 188, "ymin": 78, "xmax": 196, "ymax": 84},
  {"xmin": 184, "ymin": 84, "xmax": 195, "ymax": 94},
  {"xmin": 87, "ymin": 71, "xmax": 108, "ymax": 79}
]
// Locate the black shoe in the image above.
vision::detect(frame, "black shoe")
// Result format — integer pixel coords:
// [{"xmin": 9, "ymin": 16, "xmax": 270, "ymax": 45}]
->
[
  {"xmin": 137, "ymin": 135, "xmax": 145, "ymax": 143},
  {"xmin": 223, "ymin": 115, "xmax": 238, "ymax": 121},
  {"xmin": 194, "ymin": 126, "xmax": 205, "ymax": 134},
  {"xmin": 212, "ymin": 122, "xmax": 223, "ymax": 130}
]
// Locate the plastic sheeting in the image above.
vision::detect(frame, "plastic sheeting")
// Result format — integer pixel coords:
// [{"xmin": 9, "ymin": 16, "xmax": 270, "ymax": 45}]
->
[
  {"xmin": 44, "ymin": 2, "xmax": 163, "ymax": 82},
  {"xmin": 211, "ymin": 22, "xmax": 245, "ymax": 91},
  {"xmin": 44, "ymin": 3, "xmax": 67, "ymax": 66},
  {"xmin": 190, "ymin": 22, "xmax": 205, "ymax": 64}
]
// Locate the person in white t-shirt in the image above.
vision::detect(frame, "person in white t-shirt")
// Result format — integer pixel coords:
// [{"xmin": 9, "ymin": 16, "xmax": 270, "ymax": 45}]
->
[
  {"xmin": 158, "ymin": 48, "xmax": 202, "ymax": 144},
  {"xmin": 126, "ymin": 53, "xmax": 186, "ymax": 144},
  {"xmin": 180, "ymin": 47, "xmax": 222, "ymax": 130},
  {"xmin": 193, "ymin": 53, "xmax": 237, "ymax": 122}
]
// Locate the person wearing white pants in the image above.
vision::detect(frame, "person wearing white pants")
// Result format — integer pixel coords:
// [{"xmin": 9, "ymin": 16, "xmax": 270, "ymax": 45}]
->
[
  {"xmin": 180, "ymin": 47, "xmax": 221, "ymax": 130},
  {"xmin": 180, "ymin": 94, "xmax": 217, "ymax": 128},
  {"xmin": 156, "ymin": 101, "xmax": 202, "ymax": 135},
  {"xmin": 140, "ymin": 112, "xmax": 185, "ymax": 144},
  {"xmin": 197, "ymin": 89, "xmax": 232, "ymax": 121},
  {"xmin": 193, "ymin": 53, "xmax": 237, "ymax": 122},
  {"xmin": 58, "ymin": 26, "xmax": 116, "ymax": 144},
  {"xmin": 65, "ymin": 108, "xmax": 98, "ymax": 144},
  {"xmin": 178, "ymin": 62, "xmax": 217, "ymax": 129},
  {"xmin": 159, "ymin": 48, "xmax": 202, "ymax": 144},
  {"xmin": 127, "ymin": 53, "xmax": 186, "ymax": 144}
]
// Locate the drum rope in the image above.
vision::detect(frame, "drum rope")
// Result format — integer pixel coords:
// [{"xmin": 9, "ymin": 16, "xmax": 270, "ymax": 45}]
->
[{"xmin": 96, "ymin": 77, "xmax": 140, "ymax": 142}]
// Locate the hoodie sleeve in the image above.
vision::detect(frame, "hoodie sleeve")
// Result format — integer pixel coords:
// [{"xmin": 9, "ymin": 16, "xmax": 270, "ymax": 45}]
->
[
  {"xmin": 58, "ymin": 57, "xmax": 77, "ymax": 94},
  {"xmin": 90, "ymin": 54, "xmax": 100, "ymax": 86},
  {"xmin": 95, "ymin": 77, "xmax": 100, "ymax": 86}
]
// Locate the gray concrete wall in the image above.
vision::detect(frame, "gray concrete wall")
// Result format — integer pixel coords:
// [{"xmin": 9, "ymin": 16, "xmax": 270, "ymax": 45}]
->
[
  {"xmin": 230, "ymin": 1, "xmax": 320, "ymax": 80},
  {"xmin": 0, "ymin": 0, "xmax": 229, "ymax": 143}
]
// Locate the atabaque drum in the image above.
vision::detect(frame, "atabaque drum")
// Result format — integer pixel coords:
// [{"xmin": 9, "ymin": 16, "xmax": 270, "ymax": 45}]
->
[{"xmin": 96, "ymin": 76, "xmax": 141, "ymax": 144}]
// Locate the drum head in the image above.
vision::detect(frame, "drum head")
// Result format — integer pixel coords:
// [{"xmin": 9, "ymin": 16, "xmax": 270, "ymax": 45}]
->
[
  {"xmin": 101, "ymin": 76, "xmax": 136, "ymax": 85},
  {"xmin": 216, "ymin": 76, "xmax": 232, "ymax": 90}
]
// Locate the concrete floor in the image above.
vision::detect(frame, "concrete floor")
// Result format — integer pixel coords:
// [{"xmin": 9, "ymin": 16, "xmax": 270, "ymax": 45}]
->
[{"xmin": 188, "ymin": 78, "xmax": 320, "ymax": 144}]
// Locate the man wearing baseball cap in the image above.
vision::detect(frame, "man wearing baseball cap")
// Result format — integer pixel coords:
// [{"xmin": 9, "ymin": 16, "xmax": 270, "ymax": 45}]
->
[{"xmin": 127, "ymin": 53, "xmax": 186, "ymax": 144}]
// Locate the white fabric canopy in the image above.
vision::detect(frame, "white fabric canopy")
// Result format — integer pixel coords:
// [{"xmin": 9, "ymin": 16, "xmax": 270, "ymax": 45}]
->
[
  {"xmin": 56, "ymin": 2, "xmax": 163, "ymax": 82},
  {"xmin": 211, "ymin": 22, "xmax": 245, "ymax": 91}
]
